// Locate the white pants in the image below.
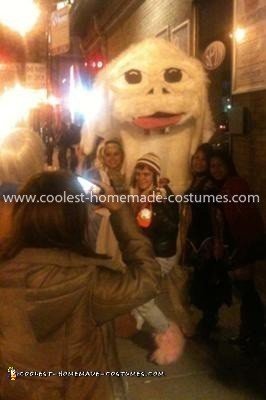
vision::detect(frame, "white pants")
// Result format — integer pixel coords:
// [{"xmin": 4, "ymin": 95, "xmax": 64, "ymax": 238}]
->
[{"xmin": 133, "ymin": 255, "xmax": 177, "ymax": 332}]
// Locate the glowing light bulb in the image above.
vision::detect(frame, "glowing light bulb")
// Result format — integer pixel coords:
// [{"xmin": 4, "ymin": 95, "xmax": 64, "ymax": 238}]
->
[{"xmin": 234, "ymin": 28, "xmax": 246, "ymax": 43}]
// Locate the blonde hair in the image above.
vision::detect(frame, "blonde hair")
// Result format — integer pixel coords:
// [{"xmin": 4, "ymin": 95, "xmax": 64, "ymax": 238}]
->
[
  {"xmin": 95, "ymin": 138, "xmax": 124, "ymax": 170},
  {"xmin": 0, "ymin": 127, "xmax": 45, "ymax": 185}
]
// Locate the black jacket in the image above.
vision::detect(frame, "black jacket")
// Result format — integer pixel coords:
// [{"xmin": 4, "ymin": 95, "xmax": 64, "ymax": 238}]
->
[{"xmin": 142, "ymin": 186, "xmax": 179, "ymax": 258}]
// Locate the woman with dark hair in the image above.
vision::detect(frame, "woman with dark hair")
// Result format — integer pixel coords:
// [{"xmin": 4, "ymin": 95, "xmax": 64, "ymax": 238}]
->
[
  {"xmin": 0, "ymin": 170, "xmax": 164, "ymax": 400},
  {"xmin": 210, "ymin": 151, "xmax": 265, "ymax": 349},
  {"xmin": 180, "ymin": 144, "xmax": 231, "ymax": 338}
]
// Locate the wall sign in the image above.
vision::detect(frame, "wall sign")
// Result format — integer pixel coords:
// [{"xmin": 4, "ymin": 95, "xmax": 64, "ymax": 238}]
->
[
  {"xmin": 232, "ymin": 0, "xmax": 266, "ymax": 94},
  {"xmin": 50, "ymin": 5, "xmax": 71, "ymax": 56},
  {"xmin": 202, "ymin": 41, "xmax": 226, "ymax": 70},
  {"xmin": 25, "ymin": 63, "xmax": 47, "ymax": 90}
]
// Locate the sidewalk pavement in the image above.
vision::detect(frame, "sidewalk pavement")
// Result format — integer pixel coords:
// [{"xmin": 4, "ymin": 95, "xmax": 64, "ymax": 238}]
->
[{"xmin": 117, "ymin": 297, "xmax": 266, "ymax": 400}]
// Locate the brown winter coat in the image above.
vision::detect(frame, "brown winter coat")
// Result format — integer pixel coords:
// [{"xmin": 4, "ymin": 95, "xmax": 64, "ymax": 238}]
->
[
  {"xmin": 0, "ymin": 202, "xmax": 13, "ymax": 241},
  {"xmin": 0, "ymin": 206, "xmax": 162, "ymax": 400}
]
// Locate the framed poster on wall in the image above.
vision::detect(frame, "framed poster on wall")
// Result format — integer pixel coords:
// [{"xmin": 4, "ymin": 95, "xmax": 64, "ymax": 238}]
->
[
  {"xmin": 156, "ymin": 25, "xmax": 170, "ymax": 41},
  {"xmin": 232, "ymin": 0, "xmax": 266, "ymax": 94},
  {"xmin": 171, "ymin": 20, "xmax": 190, "ymax": 55}
]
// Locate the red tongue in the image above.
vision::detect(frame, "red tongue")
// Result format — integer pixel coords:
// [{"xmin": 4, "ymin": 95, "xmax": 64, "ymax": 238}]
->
[{"xmin": 133, "ymin": 114, "xmax": 184, "ymax": 129}]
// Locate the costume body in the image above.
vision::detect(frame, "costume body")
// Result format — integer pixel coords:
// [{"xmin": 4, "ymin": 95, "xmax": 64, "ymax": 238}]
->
[
  {"xmin": 80, "ymin": 37, "xmax": 215, "ymax": 352},
  {"xmin": 120, "ymin": 123, "xmax": 195, "ymax": 193}
]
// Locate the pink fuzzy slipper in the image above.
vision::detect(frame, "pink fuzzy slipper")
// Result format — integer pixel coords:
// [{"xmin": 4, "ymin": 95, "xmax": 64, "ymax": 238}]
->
[{"xmin": 150, "ymin": 322, "xmax": 185, "ymax": 365}]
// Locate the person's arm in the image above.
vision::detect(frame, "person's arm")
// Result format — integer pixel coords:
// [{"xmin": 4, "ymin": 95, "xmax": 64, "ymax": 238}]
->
[{"xmin": 91, "ymin": 205, "xmax": 162, "ymax": 324}]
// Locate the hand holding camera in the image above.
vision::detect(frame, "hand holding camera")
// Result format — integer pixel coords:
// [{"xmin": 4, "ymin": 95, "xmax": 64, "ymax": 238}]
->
[{"xmin": 77, "ymin": 176, "xmax": 122, "ymax": 212}]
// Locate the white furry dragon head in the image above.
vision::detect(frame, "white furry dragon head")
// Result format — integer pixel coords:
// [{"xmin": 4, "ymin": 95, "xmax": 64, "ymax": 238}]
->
[
  {"xmin": 81, "ymin": 38, "xmax": 214, "ymax": 192},
  {"xmin": 82, "ymin": 38, "xmax": 213, "ymax": 139}
]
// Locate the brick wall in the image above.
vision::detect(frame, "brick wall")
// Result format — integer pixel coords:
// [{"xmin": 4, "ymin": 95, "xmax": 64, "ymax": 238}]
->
[
  {"xmin": 232, "ymin": 91, "xmax": 266, "ymax": 221},
  {"xmin": 82, "ymin": 0, "xmax": 193, "ymax": 59},
  {"xmin": 107, "ymin": 0, "xmax": 193, "ymax": 58}
]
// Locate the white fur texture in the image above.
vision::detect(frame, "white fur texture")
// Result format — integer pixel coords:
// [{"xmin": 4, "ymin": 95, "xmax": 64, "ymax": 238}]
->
[{"xmin": 81, "ymin": 38, "xmax": 214, "ymax": 193}]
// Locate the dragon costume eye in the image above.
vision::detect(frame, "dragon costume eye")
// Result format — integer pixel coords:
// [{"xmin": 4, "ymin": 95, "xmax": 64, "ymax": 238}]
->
[
  {"xmin": 125, "ymin": 69, "xmax": 142, "ymax": 84},
  {"xmin": 164, "ymin": 68, "xmax": 182, "ymax": 83}
]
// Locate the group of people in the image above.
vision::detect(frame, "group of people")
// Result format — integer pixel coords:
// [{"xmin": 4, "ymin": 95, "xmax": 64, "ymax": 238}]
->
[
  {"xmin": 40, "ymin": 109, "xmax": 81, "ymax": 171},
  {"xmin": 83, "ymin": 138, "xmax": 265, "ymax": 350},
  {"xmin": 181, "ymin": 144, "xmax": 265, "ymax": 345},
  {"xmin": 0, "ymin": 126, "xmax": 265, "ymax": 400}
]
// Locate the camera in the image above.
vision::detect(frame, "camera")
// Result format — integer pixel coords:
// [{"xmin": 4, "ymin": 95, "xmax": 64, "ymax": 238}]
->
[{"xmin": 77, "ymin": 176, "xmax": 102, "ymax": 196}]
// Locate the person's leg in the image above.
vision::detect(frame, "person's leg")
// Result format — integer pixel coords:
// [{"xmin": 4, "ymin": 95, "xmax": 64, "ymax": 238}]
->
[
  {"xmin": 159, "ymin": 255, "xmax": 196, "ymax": 337},
  {"xmin": 193, "ymin": 260, "xmax": 226, "ymax": 338},
  {"xmin": 134, "ymin": 256, "xmax": 185, "ymax": 364},
  {"xmin": 136, "ymin": 256, "xmax": 186, "ymax": 364},
  {"xmin": 234, "ymin": 279, "xmax": 265, "ymax": 340},
  {"xmin": 135, "ymin": 299, "xmax": 185, "ymax": 365},
  {"xmin": 70, "ymin": 147, "xmax": 78, "ymax": 172},
  {"xmin": 58, "ymin": 146, "xmax": 67, "ymax": 169},
  {"xmin": 197, "ymin": 305, "xmax": 220, "ymax": 339},
  {"xmin": 47, "ymin": 145, "xmax": 53, "ymax": 166},
  {"xmin": 136, "ymin": 299, "xmax": 169, "ymax": 333},
  {"xmin": 156, "ymin": 255, "xmax": 177, "ymax": 277}
]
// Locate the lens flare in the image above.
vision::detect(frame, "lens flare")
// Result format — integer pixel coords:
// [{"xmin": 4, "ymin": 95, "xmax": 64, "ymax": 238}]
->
[
  {"xmin": 0, "ymin": 0, "xmax": 40, "ymax": 36},
  {"xmin": 68, "ymin": 83, "xmax": 104, "ymax": 124}
]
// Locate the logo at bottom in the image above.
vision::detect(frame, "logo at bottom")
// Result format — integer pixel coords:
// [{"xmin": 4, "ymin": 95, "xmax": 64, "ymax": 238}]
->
[{"xmin": 8, "ymin": 367, "xmax": 17, "ymax": 381}]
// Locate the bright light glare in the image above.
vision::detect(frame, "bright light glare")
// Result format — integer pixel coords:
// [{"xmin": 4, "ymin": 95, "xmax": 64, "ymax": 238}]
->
[
  {"xmin": 57, "ymin": 1, "xmax": 72, "ymax": 10},
  {"xmin": 68, "ymin": 84, "xmax": 104, "ymax": 123},
  {"xmin": 0, "ymin": 0, "xmax": 40, "ymax": 36},
  {"xmin": 234, "ymin": 27, "xmax": 246, "ymax": 43},
  {"xmin": 47, "ymin": 95, "xmax": 60, "ymax": 107},
  {"xmin": 77, "ymin": 176, "xmax": 100, "ymax": 194},
  {"xmin": 0, "ymin": 85, "xmax": 46, "ymax": 142}
]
